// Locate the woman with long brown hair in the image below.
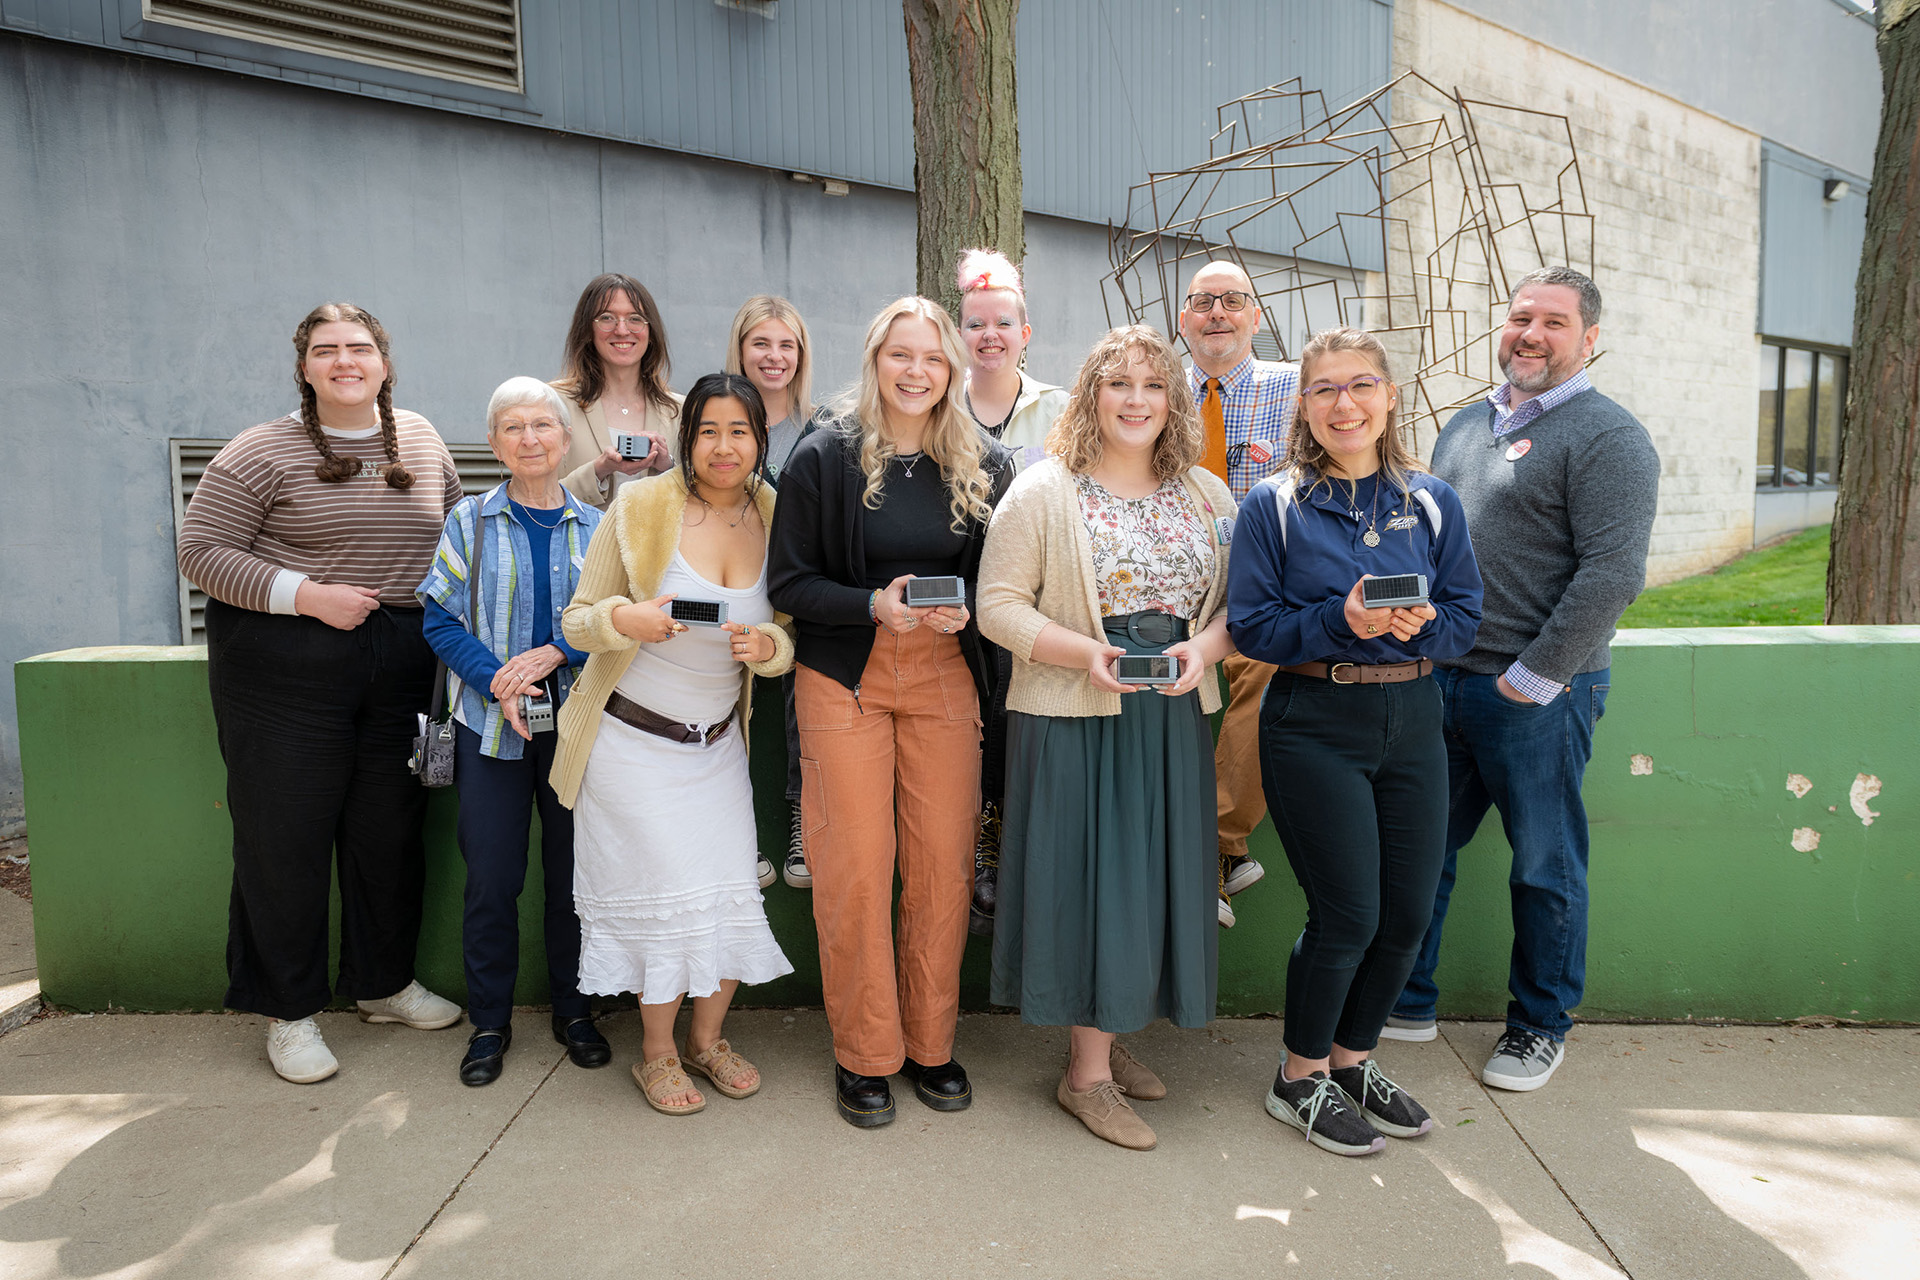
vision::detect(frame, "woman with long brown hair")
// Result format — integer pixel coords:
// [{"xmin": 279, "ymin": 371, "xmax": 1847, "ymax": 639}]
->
[
  {"xmin": 1228, "ymin": 326, "xmax": 1482, "ymax": 1156},
  {"xmin": 178, "ymin": 302, "xmax": 466, "ymax": 1084},
  {"xmin": 768, "ymin": 296, "xmax": 1015, "ymax": 1128},
  {"xmin": 554, "ymin": 272, "xmax": 682, "ymax": 509}
]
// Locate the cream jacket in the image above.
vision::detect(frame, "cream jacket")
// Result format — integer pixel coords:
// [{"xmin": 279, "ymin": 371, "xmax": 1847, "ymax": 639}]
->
[
  {"xmin": 977, "ymin": 459, "xmax": 1236, "ymax": 718},
  {"xmin": 990, "ymin": 370, "xmax": 1072, "ymax": 455},
  {"xmin": 549, "ymin": 470, "xmax": 794, "ymax": 807},
  {"xmin": 556, "ymin": 391, "xmax": 685, "ymax": 510}
]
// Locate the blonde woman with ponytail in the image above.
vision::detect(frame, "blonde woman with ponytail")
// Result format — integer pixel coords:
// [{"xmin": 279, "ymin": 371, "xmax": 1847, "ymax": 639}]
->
[
  {"xmin": 955, "ymin": 248, "xmax": 1070, "ymax": 460},
  {"xmin": 178, "ymin": 302, "xmax": 466, "ymax": 1086},
  {"xmin": 767, "ymin": 296, "xmax": 1015, "ymax": 1128}
]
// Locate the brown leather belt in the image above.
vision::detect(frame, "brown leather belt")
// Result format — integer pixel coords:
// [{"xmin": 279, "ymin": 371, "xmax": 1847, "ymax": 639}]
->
[
  {"xmin": 1278, "ymin": 658, "xmax": 1433, "ymax": 685},
  {"xmin": 604, "ymin": 690, "xmax": 733, "ymax": 746}
]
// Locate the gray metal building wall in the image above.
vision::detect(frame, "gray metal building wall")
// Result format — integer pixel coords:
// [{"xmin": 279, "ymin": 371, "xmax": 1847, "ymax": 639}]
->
[
  {"xmin": 4, "ymin": 0, "xmax": 1394, "ymax": 259},
  {"xmin": 0, "ymin": 32, "xmax": 1121, "ymax": 827},
  {"xmin": 1759, "ymin": 140, "xmax": 1868, "ymax": 346}
]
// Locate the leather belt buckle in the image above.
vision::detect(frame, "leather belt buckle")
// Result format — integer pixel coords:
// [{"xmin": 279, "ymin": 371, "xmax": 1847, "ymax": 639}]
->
[{"xmin": 1328, "ymin": 662, "xmax": 1360, "ymax": 685}]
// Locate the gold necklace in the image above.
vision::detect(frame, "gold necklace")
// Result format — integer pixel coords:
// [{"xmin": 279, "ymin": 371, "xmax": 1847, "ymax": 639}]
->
[{"xmin": 693, "ymin": 489, "xmax": 755, "ymax": 528}]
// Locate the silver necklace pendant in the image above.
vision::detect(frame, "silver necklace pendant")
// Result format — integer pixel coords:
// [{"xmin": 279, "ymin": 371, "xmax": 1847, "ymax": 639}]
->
[
  {"xmin": 1363, "ymin": 527, "xmax": 1381, "ymax": 548},
  {"xmin": 898, "ymin": 451, "xmax": 925, "ymax": 478}
]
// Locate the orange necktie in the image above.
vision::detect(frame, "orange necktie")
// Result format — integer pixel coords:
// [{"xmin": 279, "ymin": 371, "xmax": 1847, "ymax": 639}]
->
[{"xmin": 1198, "ymin": 377, "xmax": 1230, "ymax": 483}]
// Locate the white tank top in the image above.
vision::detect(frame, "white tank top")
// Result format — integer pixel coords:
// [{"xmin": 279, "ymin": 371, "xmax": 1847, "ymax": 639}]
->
[{"xmin": 613, "ymin": 550, "xmax": 772, "ymax": 726}]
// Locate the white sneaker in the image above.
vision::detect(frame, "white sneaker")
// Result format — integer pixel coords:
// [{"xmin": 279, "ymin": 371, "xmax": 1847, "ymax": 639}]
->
[
  {"xmin": 356, "ymin": 980, "xmax": 463, "ymax": 1030},
  {"xmin": 267, "ymin": 1017, "xmax": 339, "ymax": 1083},
  {"xmin": 756, "ymin": 853, "xmax": 777, "ymax": 889}
]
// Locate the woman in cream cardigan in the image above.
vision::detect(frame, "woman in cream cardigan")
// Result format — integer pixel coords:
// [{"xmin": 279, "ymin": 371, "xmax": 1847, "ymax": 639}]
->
[
  {"xmin": 977, "ymin": 325, "xmax": 1236, "ymax": 1152},
  {"xmin": 553, "ymin": 373, "xmax": 795, "ymax": 1116},
  {"xmin": 554, "ymin": 272, "xmax": 683, "ymax": 509}
]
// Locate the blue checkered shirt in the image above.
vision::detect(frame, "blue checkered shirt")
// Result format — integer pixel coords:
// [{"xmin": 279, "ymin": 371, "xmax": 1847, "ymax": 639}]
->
[
  {"xmin": 1483, "ymin": 368, "xmax": 1598, "ymax": 703},
  {"xmin": 1189, "ymin": 356, "xmax": 1300, "ymax": 501}
]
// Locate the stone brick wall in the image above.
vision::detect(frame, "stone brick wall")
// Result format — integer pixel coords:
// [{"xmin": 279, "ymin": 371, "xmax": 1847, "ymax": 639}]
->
[{"xmin": 1394, "ymin": 0, "xmax": 1761, "ymax": 585}]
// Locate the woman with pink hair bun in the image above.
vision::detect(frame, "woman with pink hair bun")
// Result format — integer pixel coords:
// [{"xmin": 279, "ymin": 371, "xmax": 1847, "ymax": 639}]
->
[{"xmin": 955, "ymin": 249, "xmax": 1071, "ymax": 464}]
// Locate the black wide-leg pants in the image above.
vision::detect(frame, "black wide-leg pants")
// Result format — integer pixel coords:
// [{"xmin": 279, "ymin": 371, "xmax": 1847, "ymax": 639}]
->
[{"xmin": 206, "ymin": 598, "xmax": 435, "ymax": 1020}]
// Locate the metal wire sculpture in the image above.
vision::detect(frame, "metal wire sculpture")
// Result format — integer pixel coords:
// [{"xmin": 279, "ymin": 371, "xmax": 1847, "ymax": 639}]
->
[{"xmin": 1104, "ymin": 70, "xmax": 1593, "ymax": 452}]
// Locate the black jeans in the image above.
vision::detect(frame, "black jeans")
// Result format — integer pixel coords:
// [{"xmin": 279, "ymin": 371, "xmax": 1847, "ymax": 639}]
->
[
  {"xmin": 454, "ymin": 721, "xmax": 587, "ymax": 1027},
  {"xmin": 1258, "ymin": 670, "xmax": 1448, "ymax": 1059},
  {"xmin": 206, "ymin": 599, "xmax": 434, "ymax": 1020}
]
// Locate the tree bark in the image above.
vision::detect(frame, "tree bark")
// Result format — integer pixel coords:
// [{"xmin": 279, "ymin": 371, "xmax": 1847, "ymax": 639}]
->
[
  {"xmin": 1830, "ymin": 0, "xmax": 1920, "ymax": 623},
  {"xmin": 902, "ymin": 0, "xmax": 1025, "ymax": 317}
]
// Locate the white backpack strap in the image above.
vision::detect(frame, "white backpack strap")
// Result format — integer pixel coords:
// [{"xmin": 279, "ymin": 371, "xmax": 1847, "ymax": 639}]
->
[
  {"xmin": 1269, "ymin": 475, "xmax": 1298, "ymax": 549},
  {"xmin": 1411, "ymin": 485, "xmax": 1442, "ymax": 538}
]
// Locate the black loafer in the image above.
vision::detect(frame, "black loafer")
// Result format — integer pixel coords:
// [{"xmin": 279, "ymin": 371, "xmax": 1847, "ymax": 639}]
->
[
  {"xmin": 899, "ymin": 1057, "xmax": 972, "ymax": 1111},
  {"xmin": 552, "ymin": 1015, "xmax": 612, "ymax": 1068},
  {"xmin": 835, "ymin": 1064, "xmax": 895, "ymax": 1128},
  {"xmin": 460, "ymin": 1026, "xmax": 511, "ymax": 1087}
]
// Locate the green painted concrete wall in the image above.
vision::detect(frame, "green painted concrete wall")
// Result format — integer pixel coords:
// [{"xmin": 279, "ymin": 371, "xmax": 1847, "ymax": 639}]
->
[{"xmin": 15, "ymin": 628, "xmax": 1920, "ymax": 1020}]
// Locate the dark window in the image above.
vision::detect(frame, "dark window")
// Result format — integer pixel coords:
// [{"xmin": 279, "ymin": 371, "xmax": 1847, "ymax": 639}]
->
[{"xmin": 1755, "ymin": 339, "xmax": 1846, "ymax": 490}]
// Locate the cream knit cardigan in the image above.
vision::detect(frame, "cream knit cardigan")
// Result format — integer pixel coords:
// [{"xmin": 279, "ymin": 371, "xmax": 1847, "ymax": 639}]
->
[
  {"xmin": 549, "ymin": 469, "xmax": 794, "ymax": 808},
  {"xmin": 977, "ymin": 457, "xmax": 1236, "ymax": 718}
]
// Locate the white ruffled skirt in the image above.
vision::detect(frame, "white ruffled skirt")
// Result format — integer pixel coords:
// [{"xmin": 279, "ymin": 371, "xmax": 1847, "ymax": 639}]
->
[{"xmin": 572, "ymin": 712, "xmax": 793, "ymax": 1000}]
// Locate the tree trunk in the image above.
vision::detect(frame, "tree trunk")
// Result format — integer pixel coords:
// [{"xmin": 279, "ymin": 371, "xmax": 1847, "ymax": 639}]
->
[
  {"xmin": 902, "ymin": 0, "xmax": 1025, "ymax": 317},
  {"xmin": 1830, "ymin": 0, "xmax": 1920, "ymax": 623}
]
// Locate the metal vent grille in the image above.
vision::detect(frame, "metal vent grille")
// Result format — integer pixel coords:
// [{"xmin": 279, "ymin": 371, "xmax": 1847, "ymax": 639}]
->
[
  {"xmin": 144, "ymin": 0, "xmax": 523, "ymax": 92},
  {"xmin": 171, "ymin": 438, "xmax": 512, "ymax": 644}
]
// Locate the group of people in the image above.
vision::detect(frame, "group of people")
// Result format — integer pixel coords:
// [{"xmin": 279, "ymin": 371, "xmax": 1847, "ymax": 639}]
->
[{"xmin": 177, "ymin": 252, "xmax": 1659, "ymax": 1158}]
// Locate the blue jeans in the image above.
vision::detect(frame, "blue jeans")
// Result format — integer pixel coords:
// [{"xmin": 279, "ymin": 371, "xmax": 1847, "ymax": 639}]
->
[{"xmin": 1392, "ymin": 667, "xmax": 1609, "ymax": 1040}]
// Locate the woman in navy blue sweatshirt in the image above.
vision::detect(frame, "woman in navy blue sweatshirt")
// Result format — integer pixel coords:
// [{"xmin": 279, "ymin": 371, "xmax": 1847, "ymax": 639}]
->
[
  {"xmin": 417, "ymin": 376, "xmax": 609, "ymax": 1087},
  {"xmin": 1227, "ymin": 327, "xmax": 1482, "ymax": 1157}
]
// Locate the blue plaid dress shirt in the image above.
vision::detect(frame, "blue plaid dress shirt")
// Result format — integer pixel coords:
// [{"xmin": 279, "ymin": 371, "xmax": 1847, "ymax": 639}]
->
[{"xmin": 1189, "ymin": 355, "xmax": 1301, "ymax": 501}]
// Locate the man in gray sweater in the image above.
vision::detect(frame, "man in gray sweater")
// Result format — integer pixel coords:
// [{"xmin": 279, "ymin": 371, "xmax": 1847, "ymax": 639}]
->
[{"xmin": 1383, "ymin": 267, "xmax": 1660, "ymax": 1093}]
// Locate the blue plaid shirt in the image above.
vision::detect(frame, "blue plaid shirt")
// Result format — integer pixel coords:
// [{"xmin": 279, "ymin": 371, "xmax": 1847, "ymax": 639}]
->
[
  {"xmin": 1189, "ymin": 355, "xmax": 1301, "ymax": 501},
  {"xmin": 1483, "ymin": 368, "xmax": 1598, "ymax": 703},
  {"xmin": 418, "ymin": 483, "xmax": 600, "ymax": 758}
]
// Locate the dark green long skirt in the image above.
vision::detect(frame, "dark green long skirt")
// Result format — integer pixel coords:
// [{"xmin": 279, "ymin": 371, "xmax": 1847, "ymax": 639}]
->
[{"xmin": 989, "ymin": 673, "xmax": 1219, "ymax": 1032}]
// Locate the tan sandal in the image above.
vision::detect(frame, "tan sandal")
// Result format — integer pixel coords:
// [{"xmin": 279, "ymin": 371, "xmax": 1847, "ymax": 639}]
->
[
  {"xmin": 633, "ymin": 1054, "xmax": 706, "ymax": 1115},
  {"xmin": 682, "ymin": 1038, "xmax": 761, "ymax": 1099}
]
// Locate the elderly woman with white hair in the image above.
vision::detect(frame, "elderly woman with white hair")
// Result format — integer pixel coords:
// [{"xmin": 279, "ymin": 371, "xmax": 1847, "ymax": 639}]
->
[{"xmin": 417, "ymin": 376, "xmax": 610, "ymax": 1087}]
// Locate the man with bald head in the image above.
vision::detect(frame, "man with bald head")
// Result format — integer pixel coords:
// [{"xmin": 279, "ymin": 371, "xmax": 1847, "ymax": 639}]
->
[{"xmin": 1176, "ymin": 260, "xmax": 1299, "ymax": 928}]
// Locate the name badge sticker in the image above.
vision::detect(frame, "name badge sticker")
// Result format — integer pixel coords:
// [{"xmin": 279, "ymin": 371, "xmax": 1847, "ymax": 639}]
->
[
  {"xmin": 1214, "ymin": 515, "xmax": 1234, "ymax": 546},
  {"xmin": 1505, "ymin": 438, "xmax": 1533, "ymax": 462}
]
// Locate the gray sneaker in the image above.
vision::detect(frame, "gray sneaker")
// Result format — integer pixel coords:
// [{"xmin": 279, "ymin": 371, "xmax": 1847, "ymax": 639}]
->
[
  {"xmin": 1379, "ymin": 1015, "xmax": 1438, "ymax": 1043},
  {"xmin": 1265, "ymin": 1066, "xmax": 1385, "ymax": 1156},
  {"xmin": 1330, "ymin": 1059, "xmax": 1432, "ymax": 1138},
  {"xmin": 1481, "ymin": 1026, "xmax": 1565, "ymax": 1092}
]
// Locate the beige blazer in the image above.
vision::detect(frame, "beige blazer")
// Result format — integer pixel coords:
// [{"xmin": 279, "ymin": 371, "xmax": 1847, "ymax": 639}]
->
[
  {"xmin": 556, "ymin": 391, "xmax": 684, "ymax": 510},
  {"xmin": 977, "ymin": 458, "xmax": 1235, "ymax": 718},
  {"xmin": 549, "ymin": 469, "xmax": 794, "ymax": 808}
]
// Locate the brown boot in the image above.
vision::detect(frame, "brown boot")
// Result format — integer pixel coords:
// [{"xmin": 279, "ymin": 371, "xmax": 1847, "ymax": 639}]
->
[
  {"xmin": 1108, "ymin": 1041, "xmax": 1167, "ymax": 1101},
  {"xmin": 1057, "ymin": 1073, "xmax": 1156, "ymax": 1151}
]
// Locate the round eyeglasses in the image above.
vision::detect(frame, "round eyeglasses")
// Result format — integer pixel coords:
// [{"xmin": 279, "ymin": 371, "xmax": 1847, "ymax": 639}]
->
[{"xmin": 1304, "ymin": 376, "xmax": 1387, "ymax": 405}]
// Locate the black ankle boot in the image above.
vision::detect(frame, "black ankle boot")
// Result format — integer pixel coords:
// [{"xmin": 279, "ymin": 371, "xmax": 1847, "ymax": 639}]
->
[{"xmin": 834, "ymin": 1064, "xmax": 895, "ymax": 1127}]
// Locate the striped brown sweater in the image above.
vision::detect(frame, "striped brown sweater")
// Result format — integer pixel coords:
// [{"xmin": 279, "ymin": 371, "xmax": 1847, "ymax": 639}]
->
[{"xmin": 178, "ymin": 412, "xmax": 463, "ymax": 612}]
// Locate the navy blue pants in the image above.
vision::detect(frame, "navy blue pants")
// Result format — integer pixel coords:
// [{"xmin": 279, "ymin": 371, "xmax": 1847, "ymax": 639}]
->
[
  {"xmin": 1259, "ymin": 671, "xmax": 1448, "ymax": 1060},
  {"xmin": 1393, "ymin": 668, "xmax": 1609, "ymax": 1040},
  {"xmin": 454, "ymin": 722, "xmax": 587, "ymax": 1028}
]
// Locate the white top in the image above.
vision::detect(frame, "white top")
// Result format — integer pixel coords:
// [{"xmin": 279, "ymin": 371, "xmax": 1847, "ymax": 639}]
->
[{"xmin": 614, "ymin": 550, "xmax": 772, "ymax": 726}]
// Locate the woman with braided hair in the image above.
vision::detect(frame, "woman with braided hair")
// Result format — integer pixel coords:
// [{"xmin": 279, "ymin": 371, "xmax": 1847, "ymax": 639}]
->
[{"xmin": 179, "ymin": 302, "xmax": 467, "ymax": 1085}]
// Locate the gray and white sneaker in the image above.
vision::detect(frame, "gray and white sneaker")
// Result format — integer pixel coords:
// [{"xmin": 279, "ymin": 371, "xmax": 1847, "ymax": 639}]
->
[
  {"xmin": 1379, "ymin": 1015, "xmax": 1438, "ymax": 1043},
  {"xmin": 783, "ymin": 802, "xmax": 812, "ymax": 889},
  {"xmin": 1265, "ymin": 1066, "xmax": 1385, "ymax": 1156},
  {"xmin": 267, "ymin": 1017, "xmax": 338, "ymax": 1084},
  {"xmin": 1330, "ymin": 1058, "xmax": 1432, "ymax": 1137},
  {"xmin": 1481, "ymin": 1026, "xmax": 1565, "ymax": 1092}
]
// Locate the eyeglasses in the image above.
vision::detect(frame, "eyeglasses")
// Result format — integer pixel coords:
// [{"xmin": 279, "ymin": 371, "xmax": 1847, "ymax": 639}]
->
[
  {"xmin": 593, "ymin": 311, "xmax": 650, "ymax": 331},
  {"xmin": 494, "ymin": 417, "xmax": 567, "ymax": 437},
  {"xmin": 1184, "ymin": 290, "xmax": 1253, "ymax": 313},
  {"xmin": 1304, "ymin": 376, "xmax": 1387, "ymax": 405}
]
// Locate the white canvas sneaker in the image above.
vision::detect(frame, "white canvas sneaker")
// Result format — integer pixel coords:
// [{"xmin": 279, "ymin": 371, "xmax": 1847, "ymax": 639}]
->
[
  {"xmin": 355, "ymin": 980, "xmax": 463, "ymax": 1030},
  {"xmin": 267, "ymin": 1017, "xmax": 339, "ymax": 1084}
]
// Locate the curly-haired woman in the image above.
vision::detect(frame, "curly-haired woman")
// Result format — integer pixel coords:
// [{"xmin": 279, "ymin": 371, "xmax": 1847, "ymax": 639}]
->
[
  {"xmin": 977, "ymin": 325, "xmax": 1236, "ymax": 1151},
  {"xmin": 179, "ymin": 302, "xmax": 466, "ymax": 1085}
]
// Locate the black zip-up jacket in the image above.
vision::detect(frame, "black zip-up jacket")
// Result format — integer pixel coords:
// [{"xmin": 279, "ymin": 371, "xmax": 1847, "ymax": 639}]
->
[{"xmin": 768, "ymin": 424, "xmax": 1015, "ymax": 701}]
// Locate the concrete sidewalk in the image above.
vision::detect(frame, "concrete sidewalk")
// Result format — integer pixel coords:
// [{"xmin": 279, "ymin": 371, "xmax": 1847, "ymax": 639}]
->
[{"xmin": 1, "ymin": 1003, "xmax": 1916, "ymax": 1280}]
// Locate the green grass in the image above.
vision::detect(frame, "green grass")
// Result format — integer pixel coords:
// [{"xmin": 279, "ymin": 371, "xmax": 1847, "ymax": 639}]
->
[{"xmin": 1618, "ymin": 524, "xmax": 1830, "ymax": 628}]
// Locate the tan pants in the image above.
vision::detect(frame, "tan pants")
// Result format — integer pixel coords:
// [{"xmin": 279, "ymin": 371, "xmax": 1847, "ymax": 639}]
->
[
  {"xmin": 1215, "ymin": 652, "xmax": 1278, "ymax": 861},
  {"xmin": 796, "ymin": 627, "xmax": 981, "ymax": 1075}
]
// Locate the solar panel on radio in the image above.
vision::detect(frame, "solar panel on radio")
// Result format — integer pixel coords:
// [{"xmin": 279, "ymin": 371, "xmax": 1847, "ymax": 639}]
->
[
  {"xmin": 670, "ymin": 598, "xmax": 728, "ymax": 627},
  {"xmin": 1360, "ymin": 574, "xmax": 1430, "ymax": 609}
]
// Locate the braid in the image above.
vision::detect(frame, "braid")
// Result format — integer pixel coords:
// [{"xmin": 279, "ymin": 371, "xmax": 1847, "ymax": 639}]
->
[
  {"xmin": 299, "ymin": 372, "xmax": 361, "ymax": 483},
  {"xmin": 377, "ymin": 382, "xmax": 414, "ymax": 489}
]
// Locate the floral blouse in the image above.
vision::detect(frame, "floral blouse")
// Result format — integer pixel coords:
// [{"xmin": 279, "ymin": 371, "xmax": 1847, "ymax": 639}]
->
[{"xmin": 1075, "ymin": 472, "xmax": 1214, "ymax": 619}]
